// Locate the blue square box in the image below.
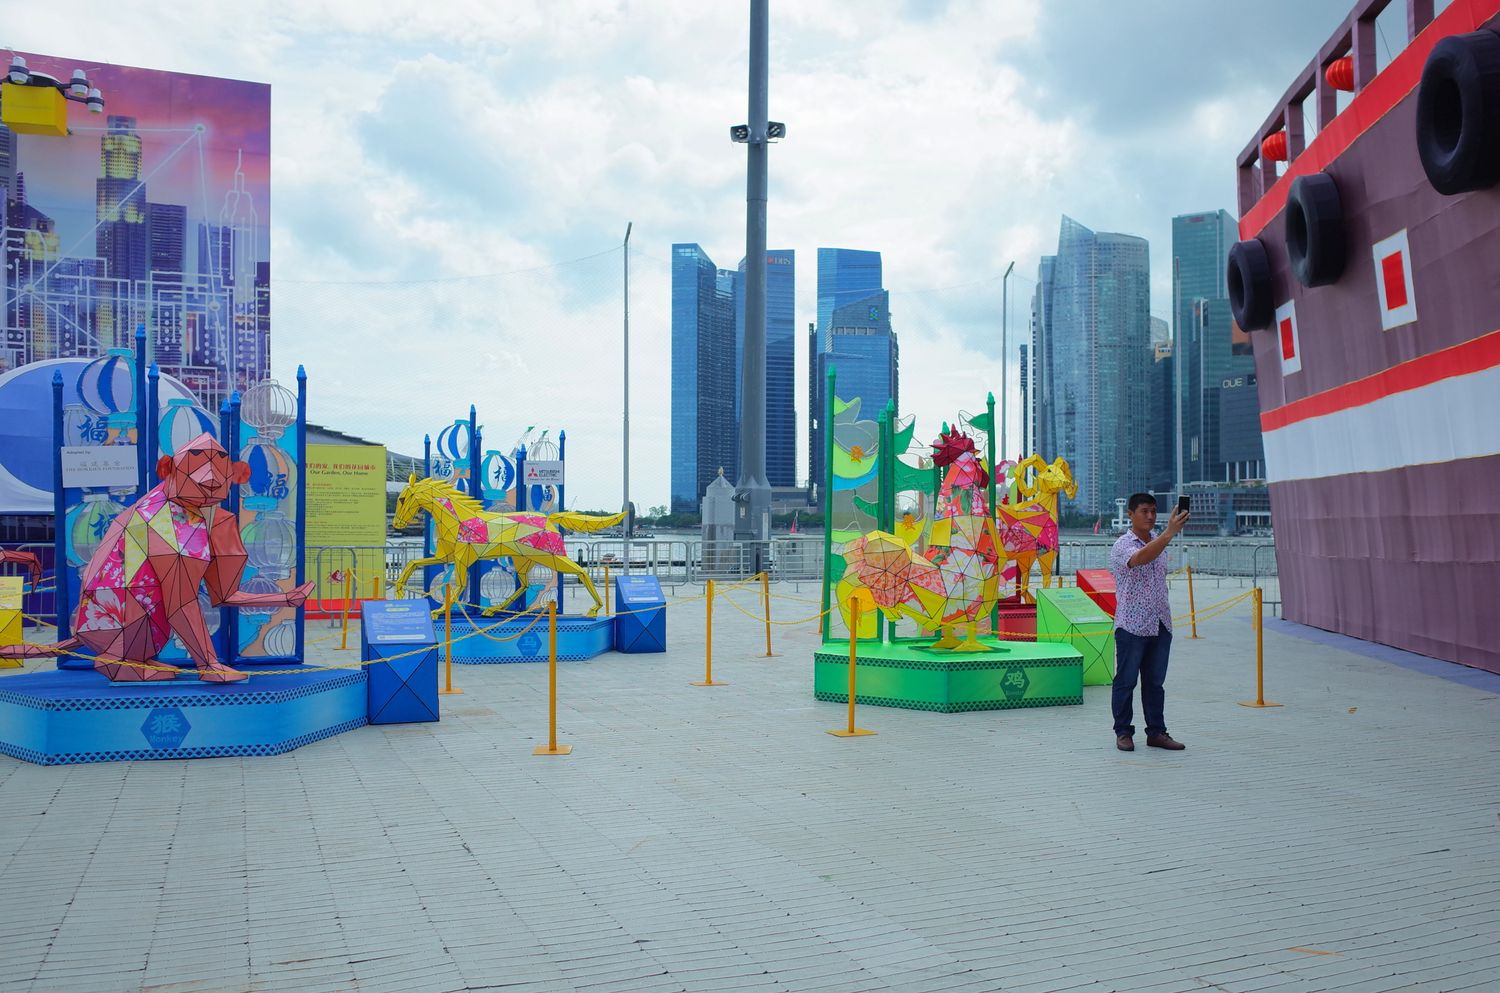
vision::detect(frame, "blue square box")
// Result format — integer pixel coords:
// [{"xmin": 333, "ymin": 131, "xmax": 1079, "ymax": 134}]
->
[
  {"xmin": 614, "ymin": 575, "xmax": 666, "ymax": 653},
  {"xmin": 362, "ymin": 602, "xmax": 439, "ymax": 724}
]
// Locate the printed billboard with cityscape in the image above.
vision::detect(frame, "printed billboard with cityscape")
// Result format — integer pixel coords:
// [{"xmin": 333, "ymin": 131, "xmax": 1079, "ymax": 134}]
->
[{"xmin": 1, "ymin": 52, "xmax": 269, "ymax": 409}]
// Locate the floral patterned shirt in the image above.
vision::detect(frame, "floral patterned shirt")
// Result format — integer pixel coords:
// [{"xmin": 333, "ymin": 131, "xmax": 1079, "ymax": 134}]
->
[{"xmin": 1109, "ymin": 529, "xmax": 1173, "ymax": 637}]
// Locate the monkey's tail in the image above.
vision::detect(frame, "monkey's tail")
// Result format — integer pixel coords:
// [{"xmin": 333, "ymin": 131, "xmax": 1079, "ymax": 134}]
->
[{"xmin": 0, "ymin": 637, "xmax": 80, "ymax": 660}]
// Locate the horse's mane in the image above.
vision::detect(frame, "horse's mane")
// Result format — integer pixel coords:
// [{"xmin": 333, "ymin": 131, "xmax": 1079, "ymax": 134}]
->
[{"xmin": 413, "ymin": 476, "xmax": 488, "ymax": 517}]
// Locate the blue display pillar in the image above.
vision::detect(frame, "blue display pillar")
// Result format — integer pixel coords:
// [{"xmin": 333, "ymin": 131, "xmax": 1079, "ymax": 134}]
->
[
  {"xmin": 614, "ymin": 575, "xmax": 666, "ymax": 653},
  {"xmin": 362, "ymin": 601, "xmax": 439, "ymax": 723}
]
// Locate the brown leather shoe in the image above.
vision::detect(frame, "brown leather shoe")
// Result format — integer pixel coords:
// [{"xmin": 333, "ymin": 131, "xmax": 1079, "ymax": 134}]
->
[
  {"xmin": 1146, "ymin": 733, "xmax": 1185, "ymax": 751},
  {"xmin": 1116, "ymin": 735, "xmax": 1134, "ymax": 751}
]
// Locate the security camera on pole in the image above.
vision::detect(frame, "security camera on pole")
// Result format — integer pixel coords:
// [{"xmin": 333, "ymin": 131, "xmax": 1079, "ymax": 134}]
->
[{"xmin": 730, "ymin": 0, "xmax": 785, "ymax": 568}]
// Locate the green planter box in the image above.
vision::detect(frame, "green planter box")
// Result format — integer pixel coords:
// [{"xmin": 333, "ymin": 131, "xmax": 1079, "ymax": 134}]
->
[
  {"xmin": 813, "ymin": 637, "xmax": 1083, "ymax": 713},
  {"xmin": 1036, "ymin": 586, "xmax": 1115, "ymax": 685}
]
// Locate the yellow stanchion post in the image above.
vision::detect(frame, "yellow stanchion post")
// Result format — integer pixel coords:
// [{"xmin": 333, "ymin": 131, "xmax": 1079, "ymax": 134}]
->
[
  {"xmin": 1238, "ymin": 587, "xmax": 1281, "ymax": 709},
  {"xmin": 761, "ymin": 571, "xmax": 777, "ymax": 657},
  {"xmin": 691, "ymin": 579, "xmax": 725, "ymax": 685},
  {"xmin": 372, "ymin": 575, "xmax": 382, "ymax": 601},
  {"xmin": 534, "ymin": 601, "xmax": 572, "ymax": 754},
  {"xmin": 604, "ymin": 565, "xmax": 611, "ymax": 616},
  {"xmin": 441, "ymin": 583, "xmax": 463, "ymax": 695},
  {"xmin": 1187, "ymin": 565, "xmax": 1200, "ymax": 639},
  {"xmin": 337, "ymin": 571, "xmax": 353, "ymax": 650},
  {"xmin": 829, "ymin": 591, "xmax": 874, "ymax": 737}
]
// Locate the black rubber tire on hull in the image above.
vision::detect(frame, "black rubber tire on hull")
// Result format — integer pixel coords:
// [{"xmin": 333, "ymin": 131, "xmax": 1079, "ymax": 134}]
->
[
  {"xmin": 1285, "ymin": 172, "xmax": 1345, "ymax": 287},
  {"xmin": 1416, "ymin": 29, "xmax": 1500, "ymax": 195},
  {"xmin": 1228, "ymin": 238, "xmax": 1274, "ymax": 332}
]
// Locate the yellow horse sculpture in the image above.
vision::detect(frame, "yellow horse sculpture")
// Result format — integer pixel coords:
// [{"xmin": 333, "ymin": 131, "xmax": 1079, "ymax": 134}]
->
[
  {"xmin": 392, "ymin": 475, "xmax": 625, "ymax": 617},
  {"xmin": 997, "ymin": 455, "xmax": 1077, "ymax": 602}
]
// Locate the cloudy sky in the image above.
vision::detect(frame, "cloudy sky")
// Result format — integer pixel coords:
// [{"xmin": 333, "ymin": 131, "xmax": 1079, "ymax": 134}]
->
[{"xmin": 7, "ymin": 0, "xmax": 1377, "ymax": 511}]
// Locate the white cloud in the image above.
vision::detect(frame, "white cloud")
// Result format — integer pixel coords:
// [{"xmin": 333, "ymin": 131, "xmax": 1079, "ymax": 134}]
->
[{"xmin": 4, "ymin": 0, "xmax": 1347, "ymax": 510}]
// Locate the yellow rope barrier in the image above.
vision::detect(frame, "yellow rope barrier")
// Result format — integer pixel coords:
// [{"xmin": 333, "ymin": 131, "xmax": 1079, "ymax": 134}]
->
[{"xmin": 4, "ymin": 575, "xmax": 1267, "ymax": 680}]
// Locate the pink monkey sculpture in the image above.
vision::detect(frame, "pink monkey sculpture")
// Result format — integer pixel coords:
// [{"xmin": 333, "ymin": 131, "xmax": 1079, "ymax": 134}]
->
[{"xmin": 0, "ymin": 433, "xmax": 313, "ymax": 682}]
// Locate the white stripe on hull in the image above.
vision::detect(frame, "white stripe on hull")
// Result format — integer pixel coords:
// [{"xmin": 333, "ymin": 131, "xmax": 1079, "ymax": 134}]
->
[{"xmin": 1264, "ymin": 365, "xmax": 1500, "ymax": 483}]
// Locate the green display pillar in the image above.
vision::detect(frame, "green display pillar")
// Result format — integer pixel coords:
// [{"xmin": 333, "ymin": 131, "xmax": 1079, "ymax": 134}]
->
[{"xmin": 1035, "ymin": 586, "xmax": 1115, "ymax": 685}]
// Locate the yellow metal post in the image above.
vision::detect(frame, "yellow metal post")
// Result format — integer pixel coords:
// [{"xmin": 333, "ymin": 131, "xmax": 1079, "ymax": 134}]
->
[
  {"xmin": 337, "ymin": 571, "xmax": 353, "ymax": 650},
  {"xmin": 1239, "ymin": 587, "xmax": 1281, "ymax": 708},
  {"xmin": 691, "ymin": 579, "xmax": 725, "ymax": 685},
  {"xmin": 441, "ymin": 583, "xmax": 462, "ymax": 695},
  {"xmin": 372, "ymin": 575, "xmax": 382, "ymax": 601},
  {"xmin": 761, "ymin": 571, "xmax": 776, "ymax": 657},
  {"xmin": 1187, "ymin": 564, "xmax": 1200, "ymax": 639},
  {"xmin": 534, "ymin": 601, "xmax": 572, "ymax": 754},
  {"xmin": 829, "ymin": 593, "xmax": 875, "ymax": 737}
]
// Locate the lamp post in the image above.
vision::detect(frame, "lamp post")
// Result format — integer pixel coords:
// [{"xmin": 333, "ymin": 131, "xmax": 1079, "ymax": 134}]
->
[
  {"xmin": 1173, "ymin": 257, "xmax": 1183, "ymax": 498},
  {"xmin": 622, "ymin": 221, "xmax": 632, "ymax": 538},
  {"xmin": 1000, "ymin": 260, "xmax": 1015, "ymax": 464},
  {"xmin": 729, "ymin": 0, "xmax": 785, "ymax": 561}
]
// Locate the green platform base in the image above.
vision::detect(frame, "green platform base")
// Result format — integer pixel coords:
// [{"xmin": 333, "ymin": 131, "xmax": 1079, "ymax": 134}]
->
[{"xmin": 813, "ymin": 637, "xmax": 1084, "ymax": 713}]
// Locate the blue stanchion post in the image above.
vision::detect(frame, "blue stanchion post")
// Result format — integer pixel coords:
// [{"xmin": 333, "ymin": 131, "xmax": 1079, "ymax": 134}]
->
[
  {"xmin": 52, "ymin": 371, "xmax": 69, "ymax": 640},
  {"xmin": 296, "ymin": 366, "xmax": 308, "ymax": 660},
  {"xmin": 469, "ymin": 422, "xmax": 485, "ymax": 609},
  {"xmin": 134, "ymin": 325, "xmax": 148, "ymax": 499},
  {"xmin": 557, "ymin": 429, "xmax": 567, "ymax": 606},
  {"xmin": 515, "ymin": 444, "xmax": 528, "ymax": 611},
  {"xmin": 146, "ymin": 363, "xmax": 160, "ymax": 486},
  {"xmin": 224, "ymin": 390, "xmax": 242, "ymax": 669}
]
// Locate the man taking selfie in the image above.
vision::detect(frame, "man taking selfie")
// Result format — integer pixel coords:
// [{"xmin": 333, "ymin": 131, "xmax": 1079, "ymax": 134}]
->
[{"xmin": 1108, "ymin": 493, "xmax": 1189, "ymax": 753}]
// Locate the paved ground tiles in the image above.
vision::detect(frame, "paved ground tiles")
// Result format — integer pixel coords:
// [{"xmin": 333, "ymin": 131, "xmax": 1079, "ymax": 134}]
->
[{"xmin": 2, "ymin": 578, "xmax": 1498, "ymax": 993}]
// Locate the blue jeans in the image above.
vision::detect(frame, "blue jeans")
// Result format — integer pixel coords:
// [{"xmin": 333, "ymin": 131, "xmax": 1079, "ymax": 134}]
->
[{"xmin": 1112, "ymin": 626, "xmax": 1171, "ymax": 737}]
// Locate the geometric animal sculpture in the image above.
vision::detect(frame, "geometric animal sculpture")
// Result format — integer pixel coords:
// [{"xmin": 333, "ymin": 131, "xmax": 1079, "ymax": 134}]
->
[
  {"xmin": 0, "ymin": 549, "xmax": 44, "ymax": 588},
  {"xmin": 837, "ymin": 428, "xmax": 1004, "ymax": 651},
  {"xmin": 0, "ymin": 433, "xmax": 313, "ymax": 682},
  {"xmin": 997, "ymin": 454, "xmax": 1077, "ymax": 602},
  {"xmin": 391, "ymin": 475, "xmax": 625, "ymax": 618}
]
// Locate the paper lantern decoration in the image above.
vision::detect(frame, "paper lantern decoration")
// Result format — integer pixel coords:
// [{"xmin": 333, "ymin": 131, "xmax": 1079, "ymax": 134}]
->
[
  {"xmin": 243, "ymin": 438, "xmax": 294, "ymax": 508},
  {"xmin": 242, "ymin": 510, "xmax": 296, "ymax": 576},
  {"xmin": 239, "ymin": 379, "xmax": 296, "ymax": 439},
  {"xmin": 158, "ymin": 398, "xmax": 218, "ymax": 456},
  {"xmin": 436, "ymin": 421, "xmax": 470, "ymax": 463},
  {"xmin": 76, "ymin": 348, "xmax": 134, "ymax": 417},
  {"xmin": 480, "ymin": 450, "xmax": 515, "ymax": 500},
  {"xmin": 262, "ymin": 619, "xmax": 295, "ymax": 656},
  {"xmin": 236, "ymin": 573, "xmax": 284, "ymax": 615},
  {"xmin": 65, "ymin": 493, "xmax": 124, "ymax": 566}
]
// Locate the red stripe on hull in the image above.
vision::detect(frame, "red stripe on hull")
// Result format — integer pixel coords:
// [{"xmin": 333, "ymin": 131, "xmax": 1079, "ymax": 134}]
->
[
  {"xmin": 1261, "ymin": 328, "xmax": 1500, "ymax": 431},
  {"xmin": 1271, "ymin": 454, "xmax": 1500, "ymax": 675}
]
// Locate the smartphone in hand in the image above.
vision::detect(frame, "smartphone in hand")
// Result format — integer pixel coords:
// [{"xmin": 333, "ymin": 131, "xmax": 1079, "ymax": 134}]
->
[{"xmin": 1177, "ymin": 495, "xmax": 1191, "ymax": 516}]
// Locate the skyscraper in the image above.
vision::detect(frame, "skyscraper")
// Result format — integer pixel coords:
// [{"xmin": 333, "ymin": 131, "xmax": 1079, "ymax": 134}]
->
[
  {"xmin": 1172, "ymin": 210, "xmax": 1255, "ymax": 483},
  {"xmin": 735, "ymin": 250, "xmax": 796, "ymax": 488},
  {"xmin": 671, "ymin": 244, "xmax": 737, "ymax": 513},
  {"xmin": 671, "ymin": 244, "xmax": 798, "ymax": 513},
  {"xmin": 96, "ymin": 116, "xmax": 148, "ymax": 288},
  {"xmin": 1033, "ymin": 216, "xmax": 1153, "ymax": 517},
  {"xmin": 810, "ymin": 248, "xmax": 898, "ymax": 499}
]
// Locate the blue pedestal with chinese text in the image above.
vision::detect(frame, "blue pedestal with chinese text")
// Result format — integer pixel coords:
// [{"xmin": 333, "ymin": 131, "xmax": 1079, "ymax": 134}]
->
[
  {"xmin": 0, "ymin": 666, "xmax": 368, "ymax": 766},
  {"xmin": 614, "ymin": 575, "xmax": 666, "ymax": 653},
  {"xmin": 362, "ymin": 601, "xmax": 439, "ymax": 724}
]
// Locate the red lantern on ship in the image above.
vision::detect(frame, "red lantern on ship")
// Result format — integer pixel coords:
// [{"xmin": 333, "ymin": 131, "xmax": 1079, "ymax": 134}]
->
[
  {"xmin": 1325, "ymin": 56, "xmax": 1355, "ymax": 91},
  {"xmin": 1261, "ymin": 130, "xmax": 1289, "ymax": 162}
]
